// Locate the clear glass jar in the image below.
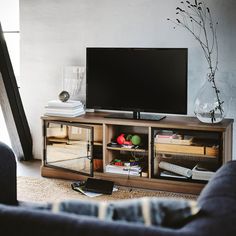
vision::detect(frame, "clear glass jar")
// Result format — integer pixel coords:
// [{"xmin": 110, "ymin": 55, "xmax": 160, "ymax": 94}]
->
[
  {"xmin": 194, "ymin": 73, "xmax": 229, "ymax": 124},
  {"xmin": 62, "ymin": 66, "xmax": 85, "ymax": 100}
]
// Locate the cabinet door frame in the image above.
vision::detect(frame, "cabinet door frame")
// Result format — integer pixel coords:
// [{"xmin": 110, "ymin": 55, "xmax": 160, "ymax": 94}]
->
[{"xmin": 43, "ymin": 120, "xmax": 94, "ymax": 177}]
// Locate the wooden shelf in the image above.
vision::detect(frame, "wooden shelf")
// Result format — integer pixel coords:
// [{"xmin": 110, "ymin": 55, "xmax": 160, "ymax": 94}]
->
[
  {"xmin": 47, "ymin": 137, "xmax": 102, "ymax": 146},
  {"xmin": 106, "ymin": 146, "xmax": 147, "ymax": 153},
  {"xmin": 94, "ymin": 142, "xmax": 103, "ymax": 146},
  {"xmin": 154, "ymin": 143, "xmax": 218, "ymax": 158},
  {"xmin": 41, "ymin": 165, "xmax": 205, "ymax": 194},
  {"xmin": 155, "ymin": 151, "xmax": 217, "ymax": 159}
]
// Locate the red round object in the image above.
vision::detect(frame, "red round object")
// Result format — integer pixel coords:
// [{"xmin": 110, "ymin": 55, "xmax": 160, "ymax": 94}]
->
[{"xmin": 117, "ymin": 134, "xmax": 125, "ymax": 144}]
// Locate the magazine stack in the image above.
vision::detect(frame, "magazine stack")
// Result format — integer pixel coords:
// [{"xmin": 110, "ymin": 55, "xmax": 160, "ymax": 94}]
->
[{"xmin": 45, "ymin": 100, "xmax": 85, "ymax": 117}]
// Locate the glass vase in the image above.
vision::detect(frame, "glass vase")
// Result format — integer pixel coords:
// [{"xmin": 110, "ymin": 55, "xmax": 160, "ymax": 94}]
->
[
  {"xmin": 62, "ymin": 66, "xmax": 85, "ymax": 100},
  {"xmin": 194, "ymin": 74, "xmax": 228, "ymax": 124}
]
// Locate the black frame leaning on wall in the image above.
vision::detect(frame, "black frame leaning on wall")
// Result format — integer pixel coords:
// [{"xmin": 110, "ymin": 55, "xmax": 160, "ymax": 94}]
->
[{"xmin": 0, "ymin": 22, "xmax": 32, "ymax": 161}]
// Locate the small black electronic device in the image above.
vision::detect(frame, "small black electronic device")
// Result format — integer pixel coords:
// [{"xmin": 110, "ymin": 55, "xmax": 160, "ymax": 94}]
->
[
  {"xmin": 71, "ymin": 181, "xmax": 86, "ymax": 192},
  {"xmin": 84, "ymin": 178, "xmax": 114, "ymax": 195}
]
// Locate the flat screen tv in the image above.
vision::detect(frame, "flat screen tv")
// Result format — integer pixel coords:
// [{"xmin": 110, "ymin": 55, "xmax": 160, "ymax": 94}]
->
[{"xmin": 86, "ymin": 47, "xmax": 188, "ymax": 121}]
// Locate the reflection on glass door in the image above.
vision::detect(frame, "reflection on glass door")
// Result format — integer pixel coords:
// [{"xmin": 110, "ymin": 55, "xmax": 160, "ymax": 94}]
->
[{"xmin": 44, "ymin": 121, "xmax": 93, "ymax": 176}]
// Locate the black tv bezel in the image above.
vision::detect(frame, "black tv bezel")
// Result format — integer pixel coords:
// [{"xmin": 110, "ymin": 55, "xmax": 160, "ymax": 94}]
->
[{"xmin": 86, "ymin": 47, "xmax": 188, "ymax": 116}]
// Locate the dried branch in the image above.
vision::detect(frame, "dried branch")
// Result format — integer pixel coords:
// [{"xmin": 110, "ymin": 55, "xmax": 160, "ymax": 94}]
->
[{"xmin": 167, "ymin": 0, "xmax": 223, "ymax": 119}]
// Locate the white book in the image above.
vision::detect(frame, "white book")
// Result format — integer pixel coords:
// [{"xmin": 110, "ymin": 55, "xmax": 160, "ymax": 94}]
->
[
  {"xmin": 44, "ymin": 110, "xmax": 85, "ymax": 117},
  {"xmin": 155, "ymin": 136, "xmax": 172, "ymax": 144},
  {"xmin": 45, "ymin": 104, "xmax": 84, "ymax": 110},
  {"xmin": 45, "ymin": 107, "xmax": 85, "ymax": 115},
  {"xmin": 160, "ymin": 170, "xmax": 187, "ymax": 179},
  {"xmin": 106, "ymin": 164, "xmax": 141, "ymax": 171},
  {"xmin": 192, "ymin": 165, "xmax": 215, "ymax": 181},
  {"xmin": 47, "ymin": 100, "xmax": 82, "ymax": 108},
  {"xmin": 105, "ymin": 164, "xmax": 141, "ymax": 176},
  {"xmin": 105, "ymin": 169, "xmax": 140, "ymax": 176},
  {"xmin": 73, "ymin": 185, "xmax": 118, "ymax": 198}
]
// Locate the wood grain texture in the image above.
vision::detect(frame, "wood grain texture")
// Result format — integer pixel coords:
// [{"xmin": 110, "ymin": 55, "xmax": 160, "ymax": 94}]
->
[
  {"xmin": 42, "ymin": 112, "xmax": 233, "ymax": 132},
  {"xmin": 41, "ymin": 113, "xmax": 233, "ymax": 194},
  {"xmin": 41, "ymin": 166, "xmax": 204, "ymax": 194}
]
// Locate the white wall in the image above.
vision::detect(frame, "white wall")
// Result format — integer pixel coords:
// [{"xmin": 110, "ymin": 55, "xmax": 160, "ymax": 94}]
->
[{"xmin": 20, "ymin": 0, "xmax": 236, "ymax": 159}]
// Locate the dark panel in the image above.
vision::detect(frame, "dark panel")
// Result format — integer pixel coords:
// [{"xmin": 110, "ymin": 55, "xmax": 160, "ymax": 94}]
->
[{"xmin": 0, "ymin": 22, "xmax": 32, "ymax": 160}]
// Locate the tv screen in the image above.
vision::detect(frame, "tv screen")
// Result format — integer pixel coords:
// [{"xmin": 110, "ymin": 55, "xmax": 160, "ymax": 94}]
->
[{"xmin": 86, "ymin": 48, "xmax": 187, "ymax": 119}]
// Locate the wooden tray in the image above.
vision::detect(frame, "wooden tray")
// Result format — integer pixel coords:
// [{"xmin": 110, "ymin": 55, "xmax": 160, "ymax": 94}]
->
[{"xmin": 155, "ymin": 143, "xmax": 204, "ymax": 155}]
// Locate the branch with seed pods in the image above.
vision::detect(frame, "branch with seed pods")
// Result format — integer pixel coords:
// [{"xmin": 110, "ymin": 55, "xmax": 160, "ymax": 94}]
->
[{"xmin": 167, "ymin": 0, "xmax": 223, "ymax": 122}]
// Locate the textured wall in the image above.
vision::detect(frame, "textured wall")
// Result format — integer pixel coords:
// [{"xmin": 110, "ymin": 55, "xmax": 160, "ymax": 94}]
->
[{"xmin": 20, "ymin": 0, "xmax": 236, "ymax": 159}]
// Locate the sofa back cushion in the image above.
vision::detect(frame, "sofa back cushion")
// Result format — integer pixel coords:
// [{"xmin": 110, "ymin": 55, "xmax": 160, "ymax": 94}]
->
[{"xmin": 25, "ymin": 197, "xmax": 199, "ymax": 228}]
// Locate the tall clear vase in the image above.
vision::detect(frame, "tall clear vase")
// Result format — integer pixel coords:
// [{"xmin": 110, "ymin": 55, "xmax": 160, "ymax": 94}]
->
[
  {"xmin": 194, "ymin": 74, "xmax": 228, "ymax": 124},
  {"xmin": 62, "ymin": 66, "xmax": 85, "ymax": 100}
]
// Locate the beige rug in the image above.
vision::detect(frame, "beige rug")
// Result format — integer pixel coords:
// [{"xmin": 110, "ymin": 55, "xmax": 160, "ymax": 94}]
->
[{"xmin": 17, "ymin": 176, "xmax": 198, "ymax": 203}]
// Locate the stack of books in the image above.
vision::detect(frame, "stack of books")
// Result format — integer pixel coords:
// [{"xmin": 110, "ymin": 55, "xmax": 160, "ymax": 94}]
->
[
  {"xmin": 45, "ymin": 100, "xmax": 85, "ymax": 117},
  {"xmin": 105, "ymin": 164, "xmax": 141, "ymax": 176},
  {"xmin": 155, "ymin": 132, "xmax": 193, "ymax": 145}
]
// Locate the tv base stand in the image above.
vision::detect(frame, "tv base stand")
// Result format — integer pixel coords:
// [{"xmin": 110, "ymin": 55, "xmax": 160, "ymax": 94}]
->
[{"xmin": 105, "ymin": 111, "xmax": 166, "ymax": 121}]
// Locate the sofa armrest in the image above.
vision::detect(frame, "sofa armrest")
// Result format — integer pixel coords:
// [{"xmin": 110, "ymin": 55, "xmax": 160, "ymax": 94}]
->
[
  {"xmin": 176, "ymin": 161, "xmax": 236, "ymax": 236},
  {"xmin": 198, "ymin": 160, "xmax": 236, "ymax": 207},
  {"xmin": 0, "ymin": 142, "xmax": 17, "ymax": 205}
]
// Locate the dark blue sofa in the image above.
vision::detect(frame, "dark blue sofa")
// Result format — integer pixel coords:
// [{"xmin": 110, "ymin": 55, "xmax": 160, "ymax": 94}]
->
[{"xmin": 0, "ymin": 141, "xmax": 236, "ymax": 236}]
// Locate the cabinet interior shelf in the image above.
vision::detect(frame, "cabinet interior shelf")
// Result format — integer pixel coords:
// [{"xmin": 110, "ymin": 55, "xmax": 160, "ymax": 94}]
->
[
  {"xmin": 106, "ymin": 146, "xmax": 147, "ymax": 153},
  {"xmin": 47, "ymin": 137, "xmax": 102, "ymax": 146},
  {"xmin": 94, "ymin": 142, "xmax": 103, "ymax": 146},
  {"xmin": 155, "ymin": 151, "xmax": 217, "ymax": 159}
]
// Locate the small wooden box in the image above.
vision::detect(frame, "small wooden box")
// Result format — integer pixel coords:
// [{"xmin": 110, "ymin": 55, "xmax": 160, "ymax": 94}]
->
[{"xmin": 205, "ymin": 147, "xmax": 219, "ymax": 157}]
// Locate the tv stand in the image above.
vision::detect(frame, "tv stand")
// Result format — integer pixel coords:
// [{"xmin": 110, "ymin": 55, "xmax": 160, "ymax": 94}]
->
[
  {"xmin": 41, "ymin": 112, "xmax": 233, "ymax": 194},
  {"xmin": 105, "ymin": 111, "xmax": 166, "ymax": 121}
]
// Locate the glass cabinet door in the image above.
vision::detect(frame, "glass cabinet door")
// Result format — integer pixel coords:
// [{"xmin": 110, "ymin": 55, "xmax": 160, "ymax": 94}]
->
[{"xmin": 44, "ymin": 121, "xmax": 94, "ymax": 176}]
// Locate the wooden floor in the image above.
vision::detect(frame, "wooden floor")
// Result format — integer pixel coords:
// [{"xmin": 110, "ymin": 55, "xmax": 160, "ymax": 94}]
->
[
  {"xmin": 1, "ymin": 107, "xmax": 39, "ymax": 177},
  {"xmin": 1, "ymin": 107, "xmax": 42, "ymax": 178},
  {"xmin": 17, "ymin": 159, "xmax": 41, "ymax": 177}
]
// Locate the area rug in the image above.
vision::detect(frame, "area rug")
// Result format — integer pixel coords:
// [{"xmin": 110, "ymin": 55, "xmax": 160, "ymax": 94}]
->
[{"xmin": 17, "ymin": 176, "xmax": 198, "ymax": 203}]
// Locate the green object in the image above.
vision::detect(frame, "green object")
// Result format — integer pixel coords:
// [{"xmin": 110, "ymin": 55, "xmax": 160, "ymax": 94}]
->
[
  {"xmin": 126, "ymin": 134, "xmax": 133, "ymax": 141},
  {"xmin": 114, "ymin": 159, "xmax": 121, "ymax": 162},
  {"xmin": 131, "ymin": 135, "xmax": 141, "ymax": 145}
]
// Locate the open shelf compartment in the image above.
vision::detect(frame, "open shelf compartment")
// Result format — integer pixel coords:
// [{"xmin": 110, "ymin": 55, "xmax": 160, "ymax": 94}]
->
[
  {"xmin": 104, "ymin": 124, "xmax": 149, "ymax": 178},
  {"xmin": 151, "ymin": 128, "xmax": 222, "ymax": 183}
]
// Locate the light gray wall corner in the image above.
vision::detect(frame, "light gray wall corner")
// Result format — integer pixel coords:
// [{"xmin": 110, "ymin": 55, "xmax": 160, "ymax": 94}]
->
[{"xmin": 20, "ymin": 0, "xmax": 236, "ymax": 160}]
